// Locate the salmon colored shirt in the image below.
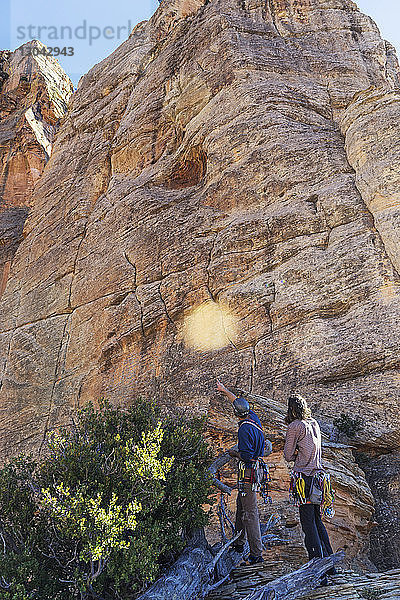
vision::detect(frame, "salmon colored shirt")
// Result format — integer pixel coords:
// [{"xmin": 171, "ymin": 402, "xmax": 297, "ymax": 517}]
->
[{"xmin": 283, "ymin": 418, "xmax": 323, "ymax": 476}]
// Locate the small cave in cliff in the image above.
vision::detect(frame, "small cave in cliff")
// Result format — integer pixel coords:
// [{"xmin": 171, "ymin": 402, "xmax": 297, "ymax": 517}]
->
[{"xmin": 163, "ymin": 144, "xmax": 207, "ymax": 189}]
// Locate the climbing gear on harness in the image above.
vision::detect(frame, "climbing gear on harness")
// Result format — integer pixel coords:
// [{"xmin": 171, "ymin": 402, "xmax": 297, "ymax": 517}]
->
[
  {"xmin": 320, "ymin": 472, "xmax": 335, "ymax": 518},
  {"xmin": 290, "ymin": 471, "xmax": 307, "ymax": 505},
  {"xmin": 238, "ymin": 458, "xmax": 272, "ymax": 504},
  {"xmin": 289, "ymin": 471, "xmax": 335, "ymax": 518},
  {"xmin": 233, "ymin": 396, "xmax": 250, "ymax": 417}
]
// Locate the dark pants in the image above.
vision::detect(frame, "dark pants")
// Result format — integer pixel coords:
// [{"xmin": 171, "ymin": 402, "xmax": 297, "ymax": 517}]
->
[{"xmin": 299, "ymin": 475, "xmax": 335, "ymax": 574}]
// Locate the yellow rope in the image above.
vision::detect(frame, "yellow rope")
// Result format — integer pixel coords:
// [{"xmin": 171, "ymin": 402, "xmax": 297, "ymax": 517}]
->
[
  {"xmin": 321, "ymin": 474, "xmax": 335, "ymax": 518},
  {"xmin": 295, "ymin": 475, "xmax": 306, "ymax": 504}
]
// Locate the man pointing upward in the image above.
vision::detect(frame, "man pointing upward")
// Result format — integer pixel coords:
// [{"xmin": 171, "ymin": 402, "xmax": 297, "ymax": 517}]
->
[{"xmin": 216, "ymin": 379, "xmax": 265, "ymax": 564}]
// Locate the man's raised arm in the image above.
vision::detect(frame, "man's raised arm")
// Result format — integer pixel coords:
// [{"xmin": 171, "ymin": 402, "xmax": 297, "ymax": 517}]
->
[{"xmin": 215, "ymin": 379, "xmax": 237, "ymax": 403}]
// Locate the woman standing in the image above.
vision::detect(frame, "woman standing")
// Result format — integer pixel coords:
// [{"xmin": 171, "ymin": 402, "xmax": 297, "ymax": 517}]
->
[{"xmin": 283, "ymin": 394, "xmax": 335, "ymax": 583}]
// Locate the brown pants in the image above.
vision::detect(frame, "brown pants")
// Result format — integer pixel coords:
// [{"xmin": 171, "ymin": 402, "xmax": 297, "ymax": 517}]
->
[{"xmin": 235, "ymin": 488, "xmax": 263, "ymax": 557}]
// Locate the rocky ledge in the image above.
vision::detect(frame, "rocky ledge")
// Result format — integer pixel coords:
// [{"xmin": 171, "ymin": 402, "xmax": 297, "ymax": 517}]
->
[{"xmin": 206, "ymin": 560, "xmax": 400, "ymax": 600}]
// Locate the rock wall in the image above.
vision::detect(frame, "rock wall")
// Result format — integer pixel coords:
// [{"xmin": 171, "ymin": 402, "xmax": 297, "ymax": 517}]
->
[
  {"xmin": 358, "ymin": 451, "xmax": 400, "ymax": 570},
  {"xmin": 0, "ymin": 40, "xmax": 73, "ymax": 296},
  {"xmin": 0, "ymin": 0, "xmax": 400, "ymax": 564}
]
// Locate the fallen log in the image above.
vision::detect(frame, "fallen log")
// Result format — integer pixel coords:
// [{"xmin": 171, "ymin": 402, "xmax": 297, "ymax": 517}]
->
[
  {"xmin": 134, "ymin": 529, "xmax": 238, "ymax": 600},
  {"xmin": 135, "ymin": 519, "xmax": 283, "ymax": 600},
  {"xmin": 243, "ymin": 551, "xmax": 345, "ymax": 600}
]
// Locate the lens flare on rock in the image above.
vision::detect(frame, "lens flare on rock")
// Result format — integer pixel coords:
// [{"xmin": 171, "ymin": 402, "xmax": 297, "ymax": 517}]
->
[{"xmin": 183, "ymin": 300, "xmax": 237, "ymax": 351}]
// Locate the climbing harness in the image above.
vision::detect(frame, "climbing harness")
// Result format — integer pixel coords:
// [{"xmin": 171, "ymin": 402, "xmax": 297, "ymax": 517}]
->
[
  {"xmin": 237, "ymin": 457, "xmax": 272, "ymax": 504},
  {"xmin": 289, "ymin": 471, "xmax": 335, "ymax": 518}
]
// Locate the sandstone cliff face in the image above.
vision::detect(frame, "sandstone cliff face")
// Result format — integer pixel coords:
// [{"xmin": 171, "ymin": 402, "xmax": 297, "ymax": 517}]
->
[
  {"xmin": 0, "ymin": 0, "xmax": 400, "ymax": 565},
  {"xmin": 0, "ymin": 40, "xmax": 73, "ymax": 296},
  {"xmin": 358, "ymin": 451, "xmax": 400, "ymax": 570}
]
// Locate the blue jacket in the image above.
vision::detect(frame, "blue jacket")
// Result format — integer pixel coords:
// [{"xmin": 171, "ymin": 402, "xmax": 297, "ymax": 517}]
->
[{"xmin": 237, "ymin": 407, "xmax": 265, "ymax": 465}]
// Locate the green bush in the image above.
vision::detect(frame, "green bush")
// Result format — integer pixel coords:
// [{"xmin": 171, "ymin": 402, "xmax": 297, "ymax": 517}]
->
[
  {"xmin": 0, "ymin": 398, "xmax": 213, "ymax": 599},
  {"xmin": 333, "ymin": 412, "xmax": 363, "ymax": 438}
]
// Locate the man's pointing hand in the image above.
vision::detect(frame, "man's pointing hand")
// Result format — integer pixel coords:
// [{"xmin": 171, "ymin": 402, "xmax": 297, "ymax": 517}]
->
[{"xmin": 216, "ymin": 379, "xmax": 227, "ymax": 394}]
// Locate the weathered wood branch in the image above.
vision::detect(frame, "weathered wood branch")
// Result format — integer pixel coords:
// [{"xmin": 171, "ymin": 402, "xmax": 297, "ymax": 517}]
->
[
  {"xmin": 208, "ymin": 445, "xmax": 239, "ymax": 475},
  {"xmin": 135, "ymin": 519, "xmax": 282, "ymax": 600},
  {"xmin": 243, "ymin": 551, "xmax": 345, "ymax": 600},
  {"xmin": 209, "ymin": 530, "xmax": 242, "ymax": 571},
  {"xmin": 213, "ymin": 478, "xmax": 234, "ymax": 495},
  {"xmin": 135, "ymin": 529, "xmax": 220, "ymax": 600},
  {"xmin": 208, "ymin": 445, "xmax": 237, "ymax": 495}
]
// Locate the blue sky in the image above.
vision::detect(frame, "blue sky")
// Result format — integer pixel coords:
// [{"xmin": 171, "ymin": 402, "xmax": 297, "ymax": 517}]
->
[{"xmin": 0, "ymin": 0, "xmax": 399, "ymax": 88}]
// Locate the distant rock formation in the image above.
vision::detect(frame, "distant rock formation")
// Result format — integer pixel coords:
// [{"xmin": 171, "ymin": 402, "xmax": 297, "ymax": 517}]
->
[
  {"xmin": 0, "ymin": 0, "xmax": 400, "ymax": 567},
  {"xmin": 0, "ymin": 40, "xmax": 73, "ymax": 295}
]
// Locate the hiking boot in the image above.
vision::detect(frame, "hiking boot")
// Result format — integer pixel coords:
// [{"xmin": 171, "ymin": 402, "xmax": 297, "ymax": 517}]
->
[{"xmin": 247, "ymin": 555, "xmax": 264, "ymax": 565}]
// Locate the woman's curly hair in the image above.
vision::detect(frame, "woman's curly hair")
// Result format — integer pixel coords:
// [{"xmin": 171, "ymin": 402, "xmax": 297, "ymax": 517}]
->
[{"xmin": 285, "ymin": 393, "xmax": 312, "ymax": 424}]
